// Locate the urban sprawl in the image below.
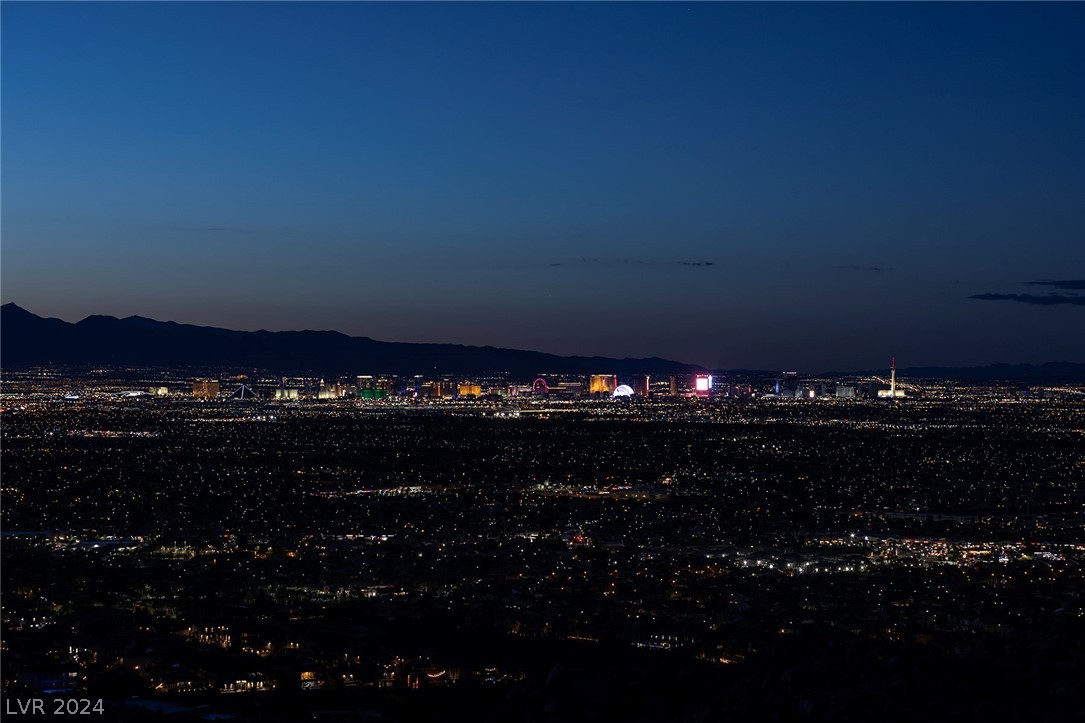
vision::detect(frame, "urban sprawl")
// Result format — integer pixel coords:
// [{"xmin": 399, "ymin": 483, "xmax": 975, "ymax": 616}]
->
[{"xmin": 2, "ymin": 367, "xmax": 1083, "ymax": 722}]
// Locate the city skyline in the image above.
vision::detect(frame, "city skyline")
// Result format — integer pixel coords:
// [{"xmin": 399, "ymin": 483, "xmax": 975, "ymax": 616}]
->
[{"xmin": 2, "ymin": 2, "xmax": 1083, "ymax": 370}]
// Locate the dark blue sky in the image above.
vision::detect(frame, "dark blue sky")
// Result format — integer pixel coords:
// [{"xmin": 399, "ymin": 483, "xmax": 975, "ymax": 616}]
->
[{"xmin": 3, "ymin": 2, "xmax": 1082, "ymax": 370}]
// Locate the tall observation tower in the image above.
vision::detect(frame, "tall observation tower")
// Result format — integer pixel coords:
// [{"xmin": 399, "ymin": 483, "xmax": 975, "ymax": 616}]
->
[{"xmin": 877, "ymin": 358, "xmax": 906, "ymax": 399}]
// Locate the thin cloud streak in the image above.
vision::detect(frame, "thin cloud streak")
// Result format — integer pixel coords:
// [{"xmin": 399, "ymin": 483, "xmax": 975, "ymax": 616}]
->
[
  {"xmin": 548, "ymin": 257, "xmax": 716, "ymax": 268},
  {"xmin": 969, "ymin": 293, "xmax": 1085, "ymax": 306},
  {"xmin": 837, "ymin": 265, "xmax": 889, "ymax": 272},
  {"xmin": 1026, "ymin": 279, "xmax": 1085, "ymax": 290}
]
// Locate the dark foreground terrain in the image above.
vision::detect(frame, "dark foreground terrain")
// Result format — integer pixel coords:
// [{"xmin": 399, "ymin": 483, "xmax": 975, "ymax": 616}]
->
[{"xmin": 2, "ymin": 384, "xmax": 1084, "ymax": 721}]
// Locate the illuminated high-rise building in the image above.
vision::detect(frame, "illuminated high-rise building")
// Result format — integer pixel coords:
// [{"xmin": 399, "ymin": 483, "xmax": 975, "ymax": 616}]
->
[
  {"xmin": 632, "ymin": 375, "xmax": 650, "ymax": 397},
  {"xmin": 458, "ymin": 382, "xmax": 482, "ymax": 397},
  {"xmin": 192, "ymin": 379, "xmax": 219, "ymax": 399},
  {"xmin": 589, "ymin": 374, "xmax": 617, "ymax": 395},
  {"xmin": 694, "ymin": 374, "xmax": 713, "ymax": 398},
  {"xmin": 551, "ymin": 381, "xmax": 583, "ymax": 399},
  {"xmin": 669, "ymin": 375, "xmax": 679, "ymax": 395},
  {"xmin": 357, "ymin": 375, "xmax": 396, "ymax": 394}
]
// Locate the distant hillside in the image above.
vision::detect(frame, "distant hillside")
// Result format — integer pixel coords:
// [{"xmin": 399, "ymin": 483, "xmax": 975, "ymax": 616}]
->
[
  {"xmin": 0, "ymin": 303, "xmax": 703, "ymax": 377},
  {"xmin": 811, "ymin": 362, "xmax": 1085, "ymax": 383},
  {"xmin": 892, "ymin": 362, "xmax": 1085, "ymax": 383},
  {"xmin": 722, "ymin": 364, "xmax": 1085, "ymax": 383}
]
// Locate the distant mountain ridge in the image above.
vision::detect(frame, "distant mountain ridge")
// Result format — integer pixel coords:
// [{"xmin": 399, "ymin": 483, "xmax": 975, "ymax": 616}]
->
[
  {"xmin": 3, "ymin": 304, "xmax": 1083, "ymax": 381},
  {"xmin": 852, "ymin": 362, "xmax": 1085, "ymax": 383},
  {"xmin": 0, "ymin": 303, "xmax": 703, "ymax": 376},
  {"xmin": 720, "ymin": 363, "xmax": 1085, "ymax": 383}
]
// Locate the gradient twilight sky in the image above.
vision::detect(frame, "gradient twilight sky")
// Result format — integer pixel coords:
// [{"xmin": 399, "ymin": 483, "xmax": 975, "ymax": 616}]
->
[{"xmin": 2, "ymin": 2, "xmax": 1083, "ymax": 371}]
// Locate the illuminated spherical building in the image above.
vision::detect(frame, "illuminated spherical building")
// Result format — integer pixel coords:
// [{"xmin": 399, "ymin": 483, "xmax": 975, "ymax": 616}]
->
[{"xmin": 612, "ymin": 384, "xmax": 634, "ymax": 397}]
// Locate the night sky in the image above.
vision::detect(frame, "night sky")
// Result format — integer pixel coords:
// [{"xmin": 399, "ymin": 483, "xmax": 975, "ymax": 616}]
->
[{"xmin": 2, "ymin": 2, "xmax": 1082, "ymax": 371}]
